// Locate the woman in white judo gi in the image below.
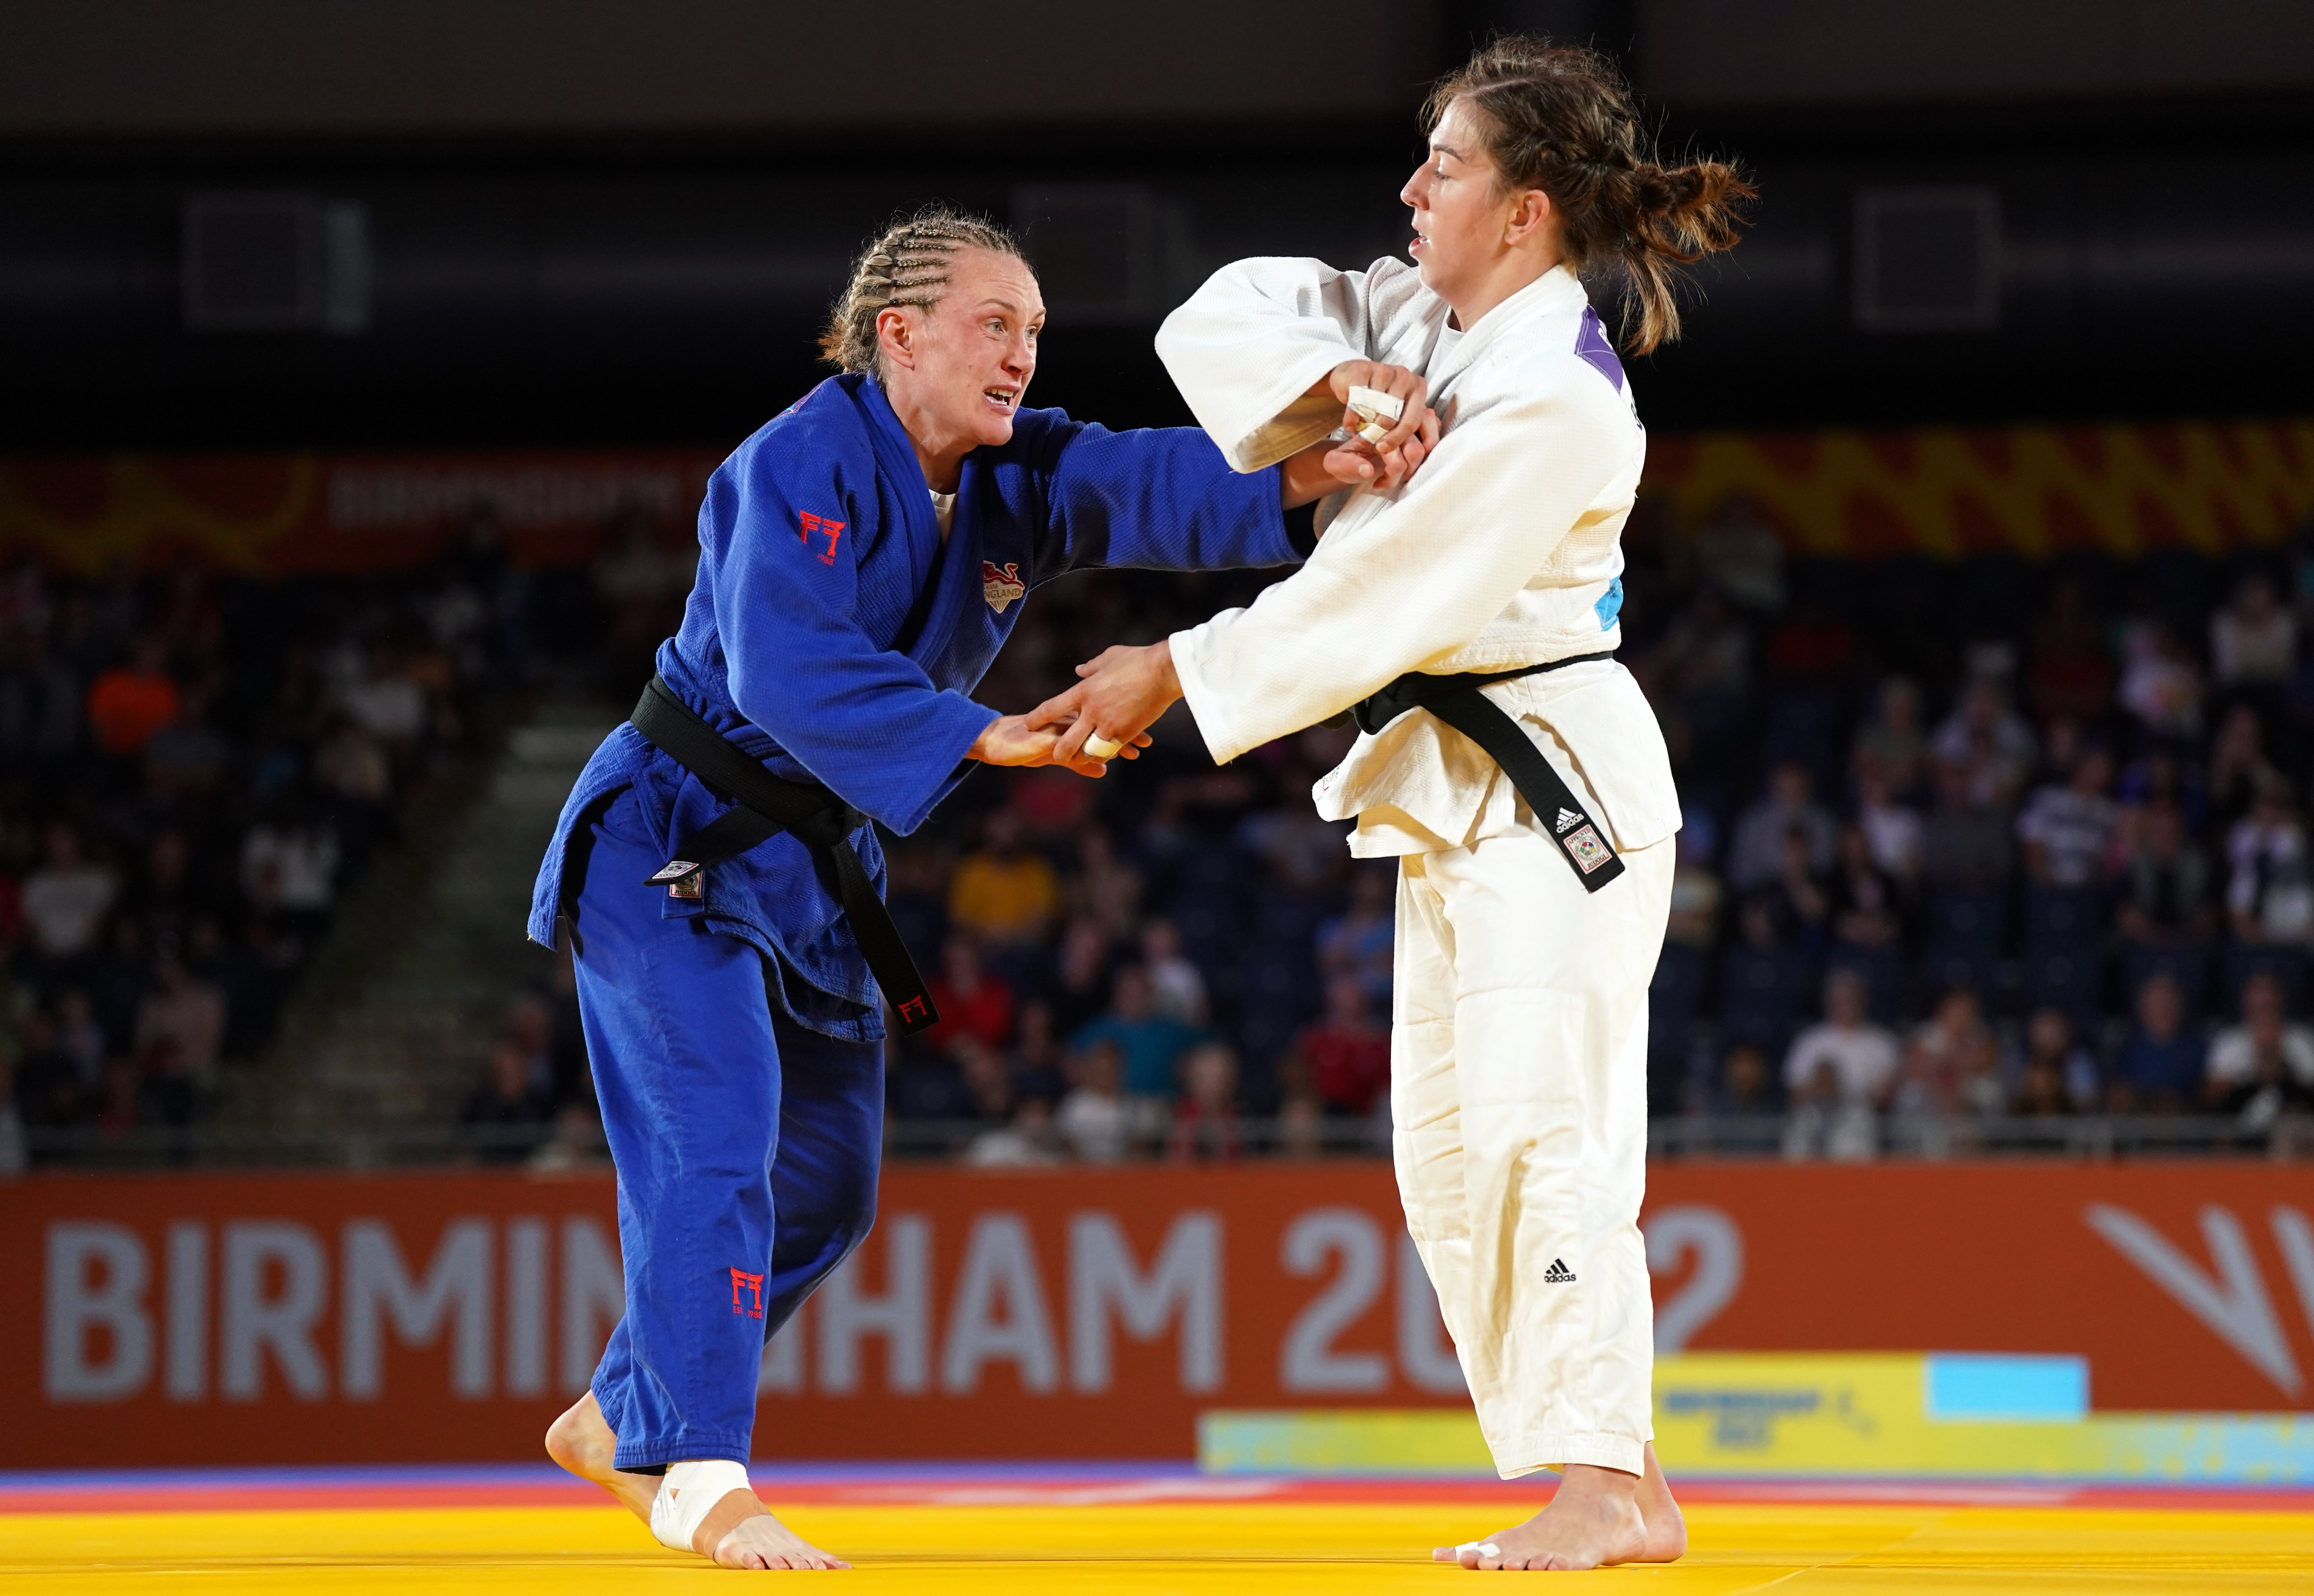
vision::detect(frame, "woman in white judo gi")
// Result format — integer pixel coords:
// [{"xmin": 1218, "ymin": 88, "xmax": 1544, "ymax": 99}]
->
[{"xmin": 1038, "ymin": 38, "xmax": 1749, "ymax": 1571}]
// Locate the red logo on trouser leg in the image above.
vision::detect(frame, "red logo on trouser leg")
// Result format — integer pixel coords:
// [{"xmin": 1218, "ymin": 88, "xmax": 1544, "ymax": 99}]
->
[{"xmin": 730, "ymin": 1268, "xmax": 765, "ymax": 1318}]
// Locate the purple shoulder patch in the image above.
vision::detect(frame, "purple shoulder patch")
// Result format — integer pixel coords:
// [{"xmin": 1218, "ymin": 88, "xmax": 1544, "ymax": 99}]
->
[{"xmin": 1574, "ymin": 305, "xmax": 1624, "ymax": 392}]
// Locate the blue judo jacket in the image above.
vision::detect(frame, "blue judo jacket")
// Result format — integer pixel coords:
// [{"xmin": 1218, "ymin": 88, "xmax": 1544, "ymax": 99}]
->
[{"xmin": 527, "ymin": 371, "xmax": 1303, "ymax": 1039}]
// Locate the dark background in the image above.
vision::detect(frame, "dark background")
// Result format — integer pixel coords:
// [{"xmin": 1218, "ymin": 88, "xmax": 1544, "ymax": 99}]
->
[{"xmin": 6, "ymin": 0, "xmax": 2313, "ymax": 452}]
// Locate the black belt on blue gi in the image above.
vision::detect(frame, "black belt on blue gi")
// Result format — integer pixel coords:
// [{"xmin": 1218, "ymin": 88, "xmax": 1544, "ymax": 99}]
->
[
  {"xmin": 627, "ymin": 675, "xmax": 941, "ymax": 1035},
  {"xmin": 1350, "ymin": 651, "xmax": 1625, "ymax": 892}
]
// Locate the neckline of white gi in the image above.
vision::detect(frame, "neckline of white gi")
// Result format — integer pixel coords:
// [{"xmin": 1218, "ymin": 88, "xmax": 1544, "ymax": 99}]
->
[{"xmin": 929, "ymin": 488, "xmax": 956, "ymax": 541}]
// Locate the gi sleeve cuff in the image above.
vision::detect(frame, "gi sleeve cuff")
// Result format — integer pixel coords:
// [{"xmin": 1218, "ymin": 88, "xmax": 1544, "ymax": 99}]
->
[{"xmin": 1169, "ymin": 623, "xmax": 1248, "ymax": 768}]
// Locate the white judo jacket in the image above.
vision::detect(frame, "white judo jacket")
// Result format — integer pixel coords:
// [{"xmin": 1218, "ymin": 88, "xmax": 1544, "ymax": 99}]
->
[{"xmin": 1156, "ymin": 256, "xmax": 1681, "ymax": 861}]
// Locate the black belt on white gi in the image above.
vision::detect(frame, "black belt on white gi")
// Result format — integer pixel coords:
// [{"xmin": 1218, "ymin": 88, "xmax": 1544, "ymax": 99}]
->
[
  {"xmin": 1350, "ymin": 652, "xmax": 1625, "ymax": 892},
  {"xmin": 627, "ymin": 675, "xmax": 941, "ymax": 1035}
]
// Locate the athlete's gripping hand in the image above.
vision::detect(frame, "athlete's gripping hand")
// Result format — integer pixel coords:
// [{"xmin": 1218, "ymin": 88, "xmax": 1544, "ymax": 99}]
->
[
  {"xmin": 968, "ymin": 710, "xmax": 1149, "ymax": 779},
  {"xmin": 1030, "ymin": 641, "xmax": 1185, "ymax": 769}
]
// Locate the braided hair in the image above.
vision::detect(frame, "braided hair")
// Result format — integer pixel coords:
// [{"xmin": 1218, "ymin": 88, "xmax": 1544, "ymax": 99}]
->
[
  {"xmin": 819, "ymin": 207, "xmax": 1028, "ymax": 379},
  {"xmin": 1425, "ymin": 37, "xmax": 1752, "ymax": 355}
]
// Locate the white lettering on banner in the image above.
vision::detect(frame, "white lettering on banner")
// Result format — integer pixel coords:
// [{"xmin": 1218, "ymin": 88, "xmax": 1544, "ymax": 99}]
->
[
  {"xmin": 818, "ymin": 1213, "xmax": 931, "ymax": 1394},
  {"xmin": 1644, "ymin": 1205, "xmax": 1746, "ymax": 1353},
  {"xmin": 2085, "ymin": 1203, "xmax": 2305, "ymax": 1395},
  {"xmin": 560, "ymin": 1216, "xmax": 624, "ymax": 1396},
  {"xmin": 1395, "ymin": 1233, "xmax": 1466, "ymax": 1395},
  {"xmin": 1279, "ymin": 1208, "xmax": 1388, "ymax": 1394},
  {"xmin": 44, "ymin": 1222, "xmax": 153, "ymax": 1402},
  {"xmin": 222, "ymin": 1222, "xmax": 329, "ymax": 1401},
  {"xmin": 504, "ymin": 1218, "xmax": 549, "ymax": 1398},
  {"xmin": 2274, "ymin": 1207, "xmax": 2314, "ymax": 1340},
  {"xmin": 326, "ymin": 467, "xmax": 689, "ymax": 532},
  {"xmin": 1068, "ymin": 1212, "xmax": 1223, "ymax": 1394},
  {"xmin": 759, "ymin": 1311, "xmax": 806, "ymax": 1394},
  {"xmin": 942, "ymin": 1213, "xmax": 1061, "ymax": 1394},
  {"xmin": 164, "ymin": 1222, "xmax": 208, "ymax": 1401},
  {"xmin": 342, "ymin": 1219, "xmax": 493, "ymax": 1401}
]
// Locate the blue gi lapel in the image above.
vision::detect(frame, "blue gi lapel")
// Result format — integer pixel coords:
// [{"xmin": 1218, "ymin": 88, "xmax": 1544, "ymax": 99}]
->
[{"xmin": 853, "ymin": 374, "xmax": 983, "ymax": 671}]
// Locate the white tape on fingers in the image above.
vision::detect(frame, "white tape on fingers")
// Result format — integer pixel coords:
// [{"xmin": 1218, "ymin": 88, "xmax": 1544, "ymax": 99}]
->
[
  {"xmin": 650, "ymin": 1458, "xmax": 756, "ymax": 1552},
  {"xmin": 1346, "ymin": 384, "xmax": 1405, "ymax": 424},
  {"xmin": 1083, "ymin": 731, "xmax": 1125, "ymax": 760}
]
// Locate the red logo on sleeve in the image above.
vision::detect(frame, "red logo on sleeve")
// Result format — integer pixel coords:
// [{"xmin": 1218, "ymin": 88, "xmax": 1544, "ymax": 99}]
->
[{"xmin": 797, "ymin": 512, "xmax": 846, "ymax": 565}]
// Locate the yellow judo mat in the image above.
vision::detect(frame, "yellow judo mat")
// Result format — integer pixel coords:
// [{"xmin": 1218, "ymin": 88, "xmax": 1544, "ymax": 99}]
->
[{"xmin": 6, "ymin": 1497, "xmax": 2314, "ymax": 1593}]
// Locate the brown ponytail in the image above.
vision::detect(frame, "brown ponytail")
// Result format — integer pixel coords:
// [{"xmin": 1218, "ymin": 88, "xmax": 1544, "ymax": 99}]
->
[
  {"xmin": 1424, "ymin": 37, "xmax": 1752, "ymax": 355},
  {"xmin": 819, "ymin": 207, "xmax": 1027, "ymax": 377}
]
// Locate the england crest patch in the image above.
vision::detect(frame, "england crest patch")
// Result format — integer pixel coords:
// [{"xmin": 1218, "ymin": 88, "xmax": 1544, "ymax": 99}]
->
[
  {"xmin": 1563, "ymin": 824, "xmax": 1612, "ymax": 874},
  {"xmin": 982, "ymin": 560, "xmax": 1025, "ymax": 614}
]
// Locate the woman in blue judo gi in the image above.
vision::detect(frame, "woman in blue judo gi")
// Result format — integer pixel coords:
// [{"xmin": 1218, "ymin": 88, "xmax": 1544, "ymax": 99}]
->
[{"xmin": 533, "ymin": 208, "xmax": 1435, "ymax": 1568}]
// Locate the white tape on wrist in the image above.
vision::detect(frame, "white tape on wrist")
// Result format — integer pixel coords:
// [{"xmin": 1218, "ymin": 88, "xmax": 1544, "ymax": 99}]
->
[
  {"xmin": 650, "ymin": 1458, "xmax": 756, "ymax": 1553},
  {"xmin": 1345, "ymin": 383, "xmax": 1404, "ymax": 445},
  {"xmin": 1083, "ymin": 731, "xmax": 1124, "ymax": 760}
]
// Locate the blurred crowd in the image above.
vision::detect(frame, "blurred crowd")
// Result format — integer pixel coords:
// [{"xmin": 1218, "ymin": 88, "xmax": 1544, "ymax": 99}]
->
[
  {"xmin": 1638, "ymin": 499, "xmax": 2314, "ymax": 1157},
  {"xmin": 0, "ymin": 515, "xmax": 556, "ymax": 1167},
  {"xmin": 14, "ymin": 485, "xmax": 2314, "ymax": 1172}
]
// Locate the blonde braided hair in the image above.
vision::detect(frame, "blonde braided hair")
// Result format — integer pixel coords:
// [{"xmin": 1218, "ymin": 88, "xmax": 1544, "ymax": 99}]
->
[{"xmin": 819, "ymin": 207, "xmax": 1027, "ymax": 379}]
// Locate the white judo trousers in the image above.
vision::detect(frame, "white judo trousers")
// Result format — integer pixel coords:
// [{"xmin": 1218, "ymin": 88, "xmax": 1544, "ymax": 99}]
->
[{"xmin": 1392, "ymin": 828, "xmax": 1672, "ymax": 1480}]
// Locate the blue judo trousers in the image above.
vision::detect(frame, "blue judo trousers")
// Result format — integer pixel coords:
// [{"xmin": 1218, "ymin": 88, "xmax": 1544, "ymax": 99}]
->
[{"xmin": 529, "ymin": 371, "xmax": 1304, "ymax": 1469}]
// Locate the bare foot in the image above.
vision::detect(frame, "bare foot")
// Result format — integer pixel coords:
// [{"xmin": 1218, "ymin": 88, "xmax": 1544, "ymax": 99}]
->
[
  {"xmin": 696, "ymin": 1491, "xmax": 851, "ymax": 1571},
  {"xmin": 544, "ymin": 1392, "xmax": 657, "ymax": 1523},
  {"xmin": 1632, "ymin": 1443, "xmax": 1687, "ymax": 1562},
  {"xmin": 1430, "ymin": 1460, "xmax": 1650, "ymax": 1571}
]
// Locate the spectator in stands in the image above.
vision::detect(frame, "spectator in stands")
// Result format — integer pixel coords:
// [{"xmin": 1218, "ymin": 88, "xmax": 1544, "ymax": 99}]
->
[
  {"xmin": 1853, "ymin": 678, "xmax": 1930, "ymax": 797},
  {"xmin": 1923, "ymin": 759, "xmax": 2016, "ymax": 895},
  {"xmin": 2114, "ymin": 800, "xmax": 2215, "ymax": 945},
  {"xmin": 1140, "ymin": 917, "xmax": 1208, "ymax": 1027},
  {"xmin": 132, "ymin": 950, "xmax": 224, "ymax": 1089},
  {"xmin": 1781, "ymin": 970, "xmax": 1898, "ymax": 1108},
  {"xmin": 1069, "ymin": 964, "xmax": 1201, "ymax": 1139},
  {"xmin": 240, "ymin": 801, "xmax": 341, "ymax": 932},
  {"xmin": 1749, "ymin": 829, "xmax": 1830, "ymax": 951},
  {"xmin": 947, "ymin": 807, "xmax": 1061, "ymax": 955},
  {"xmin": 1289, "ymin": 975, "xmax": 1391, "ymax": 1120},
  {"xmin": 1931, "ymin": 678, "xmax": 2037, "ymax": 804},
  {"xmin": 1827, "ymin": 824, "xmax": 1906, "ymax": 951},
  {"xmin": 83, "ymin": 638, "xmax": 179, "ymax": 757},
  {"xmin": 2204, "ymin": 973, "xmax": 2314, "ymax": 1106},
  {"xmin": 1069, "ymin": 825, "xmax": 1143, "ymax": 942},
  {"xmin": 2112, "ymin": 972, "xmax": 2201, "ymax": 1112},
  {"xmin": 2225, "ymin": 774, "xmax": 2314, "ymax": 945},
  {"xmin": 1636, "ymin": 586, "xmax": 1751, "ymax": 748},
  {"xmin": 2017, "ymin": 1007, "xmax": 2102, "ymax": 1114},
  {"xmin": 20, "ymin": 825, "xmax": 117, "ymax": 968},
  {"xmin": 1055, "ymin": 1038, "xmax": 1127, "ymax": 1163},
  {"xmin": 1044, "ymin": 918, "xmax": 1117, "ymax": 1038},
  {"xmin": 2211, "ymin": 572, "xmax": 2297, "ymax": 689},
  {"xmin": 1853, "ymin": 760, "xmax": 1924, "ymax": 884},
  {"xmin": 926, "ymin": 934, "xmax": 1014, "ymax": 1054},
  {"xmin": 964, "ymin": 1094, "xmax": 1063, "ymax": 1167},
  {"xmin": 2206, "ymin": 704, "xmax": 2281, "ymax": 834},
  {"xmin": 1010, "ymin": 999, "xmax": 1067, "ymax": 1101},
  {"xmin": 1316, "ymin": 864, "xmax": 1397, "ymax": 1008},
  {"xmin": 1729, "ymin": 762, "xmax": 1837, "ymax": 891},
  {"xmin": 2027, "ymin": 578, "xmax": 2116, "ymax": 727},
  {"xmin": 1168, "ymin": 1041, "xmax": 1242, "ymax": 1163},
  {"xmin": 1781, "ymin": 1059, "xmax": 1877, "ymax": 1161},
  {"xmin": 460, "ymin": 1036, "xmax": 556, "ymax": 1164},
  {"xmin": 2017, "ymin": 745, "xmax": 2118, "ymax": 889},
  {"xmin": 1895, "ymin": 985, "xmax": 2002, "ymax": 1125},
  {"xmin": 1712, "ymin": 1043, "xmax": 1777, "ymax": 1116},
  {"xmin": 2119, "ymin": 624, "xmax": 2204, "ymax": 741},
  {"xmin": 527, "ymin": 1103, "xmax": 611, "ymax": 1173},
  {"xmin": 952, "ymin": 1037, "xmax": 1016, "ymax": 1127}
]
